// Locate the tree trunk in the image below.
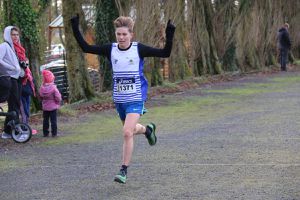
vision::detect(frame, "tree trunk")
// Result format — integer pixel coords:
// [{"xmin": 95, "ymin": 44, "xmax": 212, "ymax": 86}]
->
[
  {"xmin": 163, "ymin": 0, "xmax": 191, "ymax": 81},
  {"xmin": 115, "ymin": 0, "xmax": 132, "ymax": 16},
  {"xmin": 134, "ymin": 0, "xmax": 165, "ymax": 85},
  {"xmin": 188, "ymin": 0, "xmax": 222, "ymax": 76},
  {"xmin": 235, "ymin": 0, "xmax": 277, "ymax": 70},
  {"xmin": 62, "ymin": 0, "xmax": 94, "ymax": 103},
  {"xmin": 95, "ymin": 0, "xmax": 119, "ymax": 91},
  {"xmin": 214, "ymin": 0, "xmax": 238, "ymax": 71}
]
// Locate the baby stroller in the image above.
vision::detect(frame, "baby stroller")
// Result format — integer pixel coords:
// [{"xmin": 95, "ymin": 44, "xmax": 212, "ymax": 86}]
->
[{"xmin": 0, "ymin": 76, "xmax": 32, "ymax": 143}]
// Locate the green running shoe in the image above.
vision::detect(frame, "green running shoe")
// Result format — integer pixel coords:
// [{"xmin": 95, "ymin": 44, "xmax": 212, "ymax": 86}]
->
[
  {"xmin": 114, "ymin": 169, "xmax": 127, "ymax": 184},
  {"xmin": 146, "ymin": 123, "xmax": 157, "ymax": 146}
]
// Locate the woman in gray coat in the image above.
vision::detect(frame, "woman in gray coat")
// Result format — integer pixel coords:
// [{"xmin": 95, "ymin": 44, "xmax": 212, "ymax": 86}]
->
[{"xmin": 0, "ymin": 26, "xmax": 22, "ymax": 139}]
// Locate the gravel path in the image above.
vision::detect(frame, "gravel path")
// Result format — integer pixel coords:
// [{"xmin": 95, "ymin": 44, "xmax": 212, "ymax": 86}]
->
[{"xmin": 0, "ymin": 71, "xmax": 300, "ymax": 200}]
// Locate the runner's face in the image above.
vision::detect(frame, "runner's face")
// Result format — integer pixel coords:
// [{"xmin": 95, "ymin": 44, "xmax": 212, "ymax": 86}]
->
[
  {"xmin": 11, "ymin": 30, "xmax": 20, "ymax": 43},
  {"xmin": 115, "ymin": 27, "xmax": 133, "ymax": 49}
]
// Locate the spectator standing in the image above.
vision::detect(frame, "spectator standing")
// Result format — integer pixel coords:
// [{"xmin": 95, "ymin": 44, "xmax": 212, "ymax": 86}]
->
[
  {"xmin": 12, "ymin": 29, "xmax": 38, "ymax": 134},
  {"xmin": 277, "ymin": 23, "xmax": 292, "ymax": 71},
  {"xmin": 39, "ymin": 70, "xmax": 61, "ymax": 137},
  {"xmin": 0, "ymin": 26, "xmax": 21, "ymax": 139}
]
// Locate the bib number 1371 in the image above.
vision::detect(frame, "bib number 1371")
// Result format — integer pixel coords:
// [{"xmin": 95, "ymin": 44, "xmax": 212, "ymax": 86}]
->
[{"xmin": 116, "ymin": 77, "xmax": 136, "ymax": 94}]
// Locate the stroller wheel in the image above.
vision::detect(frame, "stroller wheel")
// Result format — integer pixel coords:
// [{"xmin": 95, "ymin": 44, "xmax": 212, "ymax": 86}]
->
[{"xmin": 11, "ymin": 123, "xmax": 32, "ymax": 143}]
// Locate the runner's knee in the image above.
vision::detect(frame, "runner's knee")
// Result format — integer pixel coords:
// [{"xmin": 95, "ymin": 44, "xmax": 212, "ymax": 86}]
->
[{"xmin": 123, "ymin": 128, "xmax": 134, "ymax": 139}]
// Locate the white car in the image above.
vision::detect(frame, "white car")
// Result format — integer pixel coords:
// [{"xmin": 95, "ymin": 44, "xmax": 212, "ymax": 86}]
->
[
  {"xmin": 51, "ymin": 44, "xmax": 65, "ymax": 56},
  {"xmin": 40, "ymin": 59, "xmax": 65, "ymax": 71}
]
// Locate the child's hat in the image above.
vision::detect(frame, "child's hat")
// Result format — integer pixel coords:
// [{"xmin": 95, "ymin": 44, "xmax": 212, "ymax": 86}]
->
[{"xmin": 42, "ymin": 70, "xmax": 55, "ymax": 83}]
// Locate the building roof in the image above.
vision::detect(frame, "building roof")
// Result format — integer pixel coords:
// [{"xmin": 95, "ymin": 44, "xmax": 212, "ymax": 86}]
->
[{"xmin": 48, "ymin": 5, "xmax": 95, "ymax": 29}]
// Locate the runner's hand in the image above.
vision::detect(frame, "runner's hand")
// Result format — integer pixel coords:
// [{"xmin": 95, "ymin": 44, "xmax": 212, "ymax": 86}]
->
[
  {"xmin": 165, "ymin": 19, "xmax": 176, "ymax": 41},
  {"xmin": 70, "ymin": 14, "xmax": 79, "ymax": 25}
]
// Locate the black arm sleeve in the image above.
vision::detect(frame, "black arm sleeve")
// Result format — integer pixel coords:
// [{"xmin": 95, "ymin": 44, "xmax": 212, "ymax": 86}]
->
[
  {"xmin": 138, "ymin": 20, "xmax": 175, "ymax": 58},
  {"xmin": 138, "ymin": 39, "xmax": 173, "ymax": 58},
  {"xmin": 71, "ymin": 19, "xmax": 111, "ymax": 57}
]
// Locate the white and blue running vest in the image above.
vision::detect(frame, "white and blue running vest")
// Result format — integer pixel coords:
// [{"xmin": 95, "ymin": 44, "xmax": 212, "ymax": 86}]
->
[{"xmin": 111, "ymin": 42, "xmax": 148, "ymax": 103}]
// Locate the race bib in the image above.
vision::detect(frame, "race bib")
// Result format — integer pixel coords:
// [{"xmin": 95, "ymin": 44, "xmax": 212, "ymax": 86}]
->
[{"xmin": 116, "ymin": 77, "xmax": 136, "ymax": 94}]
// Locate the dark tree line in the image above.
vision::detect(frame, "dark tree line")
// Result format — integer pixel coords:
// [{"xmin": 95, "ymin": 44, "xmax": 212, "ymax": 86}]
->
[{"xmin": 1, "ymin": 0, "xmax": 299, "ymax": 103}]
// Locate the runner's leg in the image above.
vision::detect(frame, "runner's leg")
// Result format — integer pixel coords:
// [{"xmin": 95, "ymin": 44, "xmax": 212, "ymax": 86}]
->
[{"xmin": 122, "ymin": 113, "xmax": 140, "ymax": 166}]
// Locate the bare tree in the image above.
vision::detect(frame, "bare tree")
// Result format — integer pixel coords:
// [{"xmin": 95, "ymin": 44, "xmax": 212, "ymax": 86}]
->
[
  {"xmin": 115, "ymin": 0, "xmax": 132, "ymax": 16},
  {"xmin": 61, "ymin": 0, "xmax": 94, "ymax": 102},
  {"xmin": 94, "ymin": 0, "xmax": 118, "ymax": 91},
  {"xmin": 134, "ymin": 0, "xmax": 165, "ymax": 85},
  {"xmin": 188, "ymin": 0, "xmax": 222, "ymax": 76},
  {"xmin": 163, "ymin": 0, "xmax": 192, "ymax": 80},
  {"xmin": 213, "ymin": 0, "xmax": 238, "ymax": 71}
]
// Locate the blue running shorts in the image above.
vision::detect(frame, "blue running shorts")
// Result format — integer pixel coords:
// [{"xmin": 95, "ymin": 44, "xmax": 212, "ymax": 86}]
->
[{"xmin": 115, "ymin": 101, "xmax": 147, "ymax": 121}]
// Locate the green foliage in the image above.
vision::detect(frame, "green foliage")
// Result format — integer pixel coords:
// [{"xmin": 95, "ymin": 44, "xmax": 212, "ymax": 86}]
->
[
  {"xmin": 7, "ymin": 0, "xmax": 39, "ymax": 43},
  {"xmin": 2, "ymin": 0, "xmax": 49, "ymax": 47},
  {"xmin": 151, "ymin": 69, "xmax": 163, "ymax": 86},
  {"xmin": 288, "ymin": 51, "xmax": 295, "ymax": 64},
  {"xmin": 2, "ymin": 0, "xmax": 49, "ymax": 111},
  {"xmin": 30, "ymin": 96, "xmax": 42, "ymax": 113},
  {"xmin": 238, "ymin": 0, "xmax": 252, "ymax": 15},
  {"xmin": 222, "ymin": 42, "xmax": 238, "ymax": 71},
  {"xmin": 294, "ymin": 60, "xmax": 300, "ymax": 65},
  {"xmin": 272, "ymin": 76, "xmax": 300, "ymax": 83},
  {"xmin": 265, "ymin": 50, "xmax": 276, "ymax": 66},
  {"xmin": 36, "ymin": 0, "xmax": 50, "ymax": 13},
  {"xmin": 42, "ymin": 113, "xmax": 121, "ymax": 145},
  {"xmin": 150, "ymin": 58, "xmax": 163, "ymax": 86},
  {"xmin": 58, "ymin": 106, "xmax": 78, "ymax": 117}
]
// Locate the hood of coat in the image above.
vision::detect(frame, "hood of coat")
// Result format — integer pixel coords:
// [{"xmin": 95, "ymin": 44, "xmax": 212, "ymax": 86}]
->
[
  {"xmin": 40, "ymin": 83, "xmax": 57, "ymax": 97},
  {"xmin": 3, "ymin": 26, "xmax": 15, "ymax": 51},
  {"xmin": 278, "ymin": 27, "xmax": 287, "ymax": 33}
]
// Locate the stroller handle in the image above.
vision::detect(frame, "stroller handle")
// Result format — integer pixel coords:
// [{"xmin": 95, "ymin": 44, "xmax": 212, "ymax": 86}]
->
[{"xmin": 0, "ymin": 110, "xmax": 17, "ymax": 118}]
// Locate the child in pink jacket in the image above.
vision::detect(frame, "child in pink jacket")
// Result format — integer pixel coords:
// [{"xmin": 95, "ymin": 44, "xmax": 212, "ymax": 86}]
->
[{"xmin": 39, "ymin": 70, "xmax": 61, "ymax": 137}]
